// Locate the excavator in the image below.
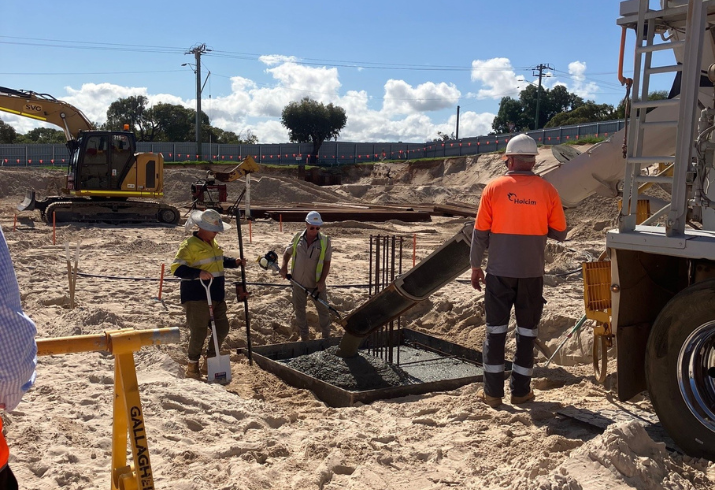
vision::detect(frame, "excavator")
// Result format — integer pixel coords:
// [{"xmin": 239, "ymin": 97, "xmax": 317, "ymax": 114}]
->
[{"xmin": 0, "ymin": 86, "xmax": 180, "ymax": 224}]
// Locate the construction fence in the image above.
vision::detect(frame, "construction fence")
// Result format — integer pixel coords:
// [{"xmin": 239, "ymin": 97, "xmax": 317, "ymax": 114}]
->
[{"xmin": 0, "ymin": 119, "xmax": 625, "ymax": 167}]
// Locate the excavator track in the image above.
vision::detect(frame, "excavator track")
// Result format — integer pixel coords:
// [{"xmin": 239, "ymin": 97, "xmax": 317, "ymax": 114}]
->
[{"xmin": 44, "ymin": 200, "xmax": 180, "ymax": 225}]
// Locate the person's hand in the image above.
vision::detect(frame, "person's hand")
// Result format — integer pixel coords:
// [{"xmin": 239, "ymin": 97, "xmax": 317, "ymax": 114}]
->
[
  {"xmin": 279, "ymin": 264, "xmax": 288, "ymax": 279},
  {"xmin": 237, "ymin": 258, "xmax": 247, "ymax": 267},
  {"xmin": 470, "ymin": 268, "xmax": 485, "ymax": 291},
  {"xmin": 316, "ymin": 280, "xmax": 326, "ymax": 293},
  {"xmin": 199, "ymin": 270, "xmax": 213, "ymax": 281}
]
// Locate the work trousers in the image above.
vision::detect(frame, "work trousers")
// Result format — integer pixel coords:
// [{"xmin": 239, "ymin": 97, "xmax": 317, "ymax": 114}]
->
[
  {"xmin": 292, "ymin": 284, "xmax": 331, "ymax": 341},
  {"xmin": 184, "ymin": 300, "xmax": 230, "ymax": 362},
  {"xmin": 0, "ymin": 465, "xmax": 18, "ymax": 490},
  {"xmin": 482, "ymin": 274, "xmax": 544, "ymax": 398}
]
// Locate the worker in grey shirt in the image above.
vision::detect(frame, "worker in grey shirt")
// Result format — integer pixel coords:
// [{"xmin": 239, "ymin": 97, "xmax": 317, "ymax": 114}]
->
[{"xmin": 280, "ymin": 211, "xmax": 333, "ymax": 341}]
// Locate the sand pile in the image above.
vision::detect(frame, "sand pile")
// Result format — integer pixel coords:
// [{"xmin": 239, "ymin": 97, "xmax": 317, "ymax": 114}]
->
[{"xmin": 0, "ymin": 147, "xmax": 712, "ymax": 489}]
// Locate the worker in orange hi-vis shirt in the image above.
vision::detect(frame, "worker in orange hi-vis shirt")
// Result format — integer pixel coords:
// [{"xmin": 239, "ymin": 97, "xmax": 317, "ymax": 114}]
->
[{"xmin": 470, "ymin": 134, "xmax": 567, "ymax": 409}]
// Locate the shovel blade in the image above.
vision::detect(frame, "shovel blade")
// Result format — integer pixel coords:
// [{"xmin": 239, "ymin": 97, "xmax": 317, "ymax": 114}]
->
[{"xmin": 207, "ymin": 354, "xmax": 232, "ymax": 384}]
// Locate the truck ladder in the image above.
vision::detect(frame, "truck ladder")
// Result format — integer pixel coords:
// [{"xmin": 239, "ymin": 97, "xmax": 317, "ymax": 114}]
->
[{"xmin": 619, "ymin": 0, "xmax": 709, "ymax": 236}]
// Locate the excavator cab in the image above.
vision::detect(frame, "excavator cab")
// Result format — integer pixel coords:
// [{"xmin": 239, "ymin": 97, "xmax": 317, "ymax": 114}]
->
[{"xmin": 70, "ymin": 131, "xmax": 137, "ymax": 192}]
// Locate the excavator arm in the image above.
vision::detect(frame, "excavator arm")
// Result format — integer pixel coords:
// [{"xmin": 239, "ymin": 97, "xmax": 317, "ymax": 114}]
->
[
  {"xmin": 0, "ymin": 86, "xmax": 93, "ymax": 141},
  {"xmin": 212, "ymin": 155, "xmax": 260, "ymax": 182}
]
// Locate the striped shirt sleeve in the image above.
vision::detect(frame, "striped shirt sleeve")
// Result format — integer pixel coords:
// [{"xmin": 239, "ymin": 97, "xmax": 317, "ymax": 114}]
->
[{"xmin": 0, "ymin": 226, "xmax": 37, "ymax": 412}]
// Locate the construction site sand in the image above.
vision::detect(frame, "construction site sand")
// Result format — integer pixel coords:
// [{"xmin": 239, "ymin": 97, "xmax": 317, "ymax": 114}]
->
[{"xmin": 0, "ymin": 147, "xmax": 713, "ymax": 489}]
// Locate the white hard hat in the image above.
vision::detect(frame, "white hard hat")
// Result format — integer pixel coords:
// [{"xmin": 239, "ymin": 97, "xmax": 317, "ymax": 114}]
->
[
  {"xmin": 503, "ymin": 134, "xmax": 538, "ymax": 159},
  {"xmin": 189, "ymin": 209, "xmax": 231, "ymax": 232},
  {"xmin": 305, "ymin": 210, "xmax": 323, "ymax": 226}
]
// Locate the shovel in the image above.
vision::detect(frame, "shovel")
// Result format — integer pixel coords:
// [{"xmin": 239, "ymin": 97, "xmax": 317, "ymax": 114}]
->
[
  {"xmin": 258, "ymin": 251, "xmax": 342, "ymax": 319},
  {"xmin": 201, "ymin": 278, "xmax": 232, "ymax": 384}
]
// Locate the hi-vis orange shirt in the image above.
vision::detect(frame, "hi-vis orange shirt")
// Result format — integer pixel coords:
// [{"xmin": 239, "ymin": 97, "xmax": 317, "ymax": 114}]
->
[
  {"xmin": 0, "ymin": 418, "xmax": 8, "ymax": 470},
  {"xmin": 471, "ymin": 171, "xmax": 567, "ymax": 278}
]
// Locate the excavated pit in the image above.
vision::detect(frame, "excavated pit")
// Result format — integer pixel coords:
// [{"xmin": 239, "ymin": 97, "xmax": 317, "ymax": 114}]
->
[{"xmin": 250, "ymin": 329, "xmax": 510, "ymax": 407}]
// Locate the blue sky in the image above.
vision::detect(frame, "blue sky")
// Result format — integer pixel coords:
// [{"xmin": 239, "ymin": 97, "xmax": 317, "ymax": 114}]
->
[{"xmin": 0, "ymin": 0, "xmax": 672, "ymax": 143}]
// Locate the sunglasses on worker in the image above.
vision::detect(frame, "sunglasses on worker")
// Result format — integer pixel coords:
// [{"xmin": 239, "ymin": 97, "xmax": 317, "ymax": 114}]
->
[{"xmin": 309, "ymin": 226, "xmax": 320, "ymax": 230}]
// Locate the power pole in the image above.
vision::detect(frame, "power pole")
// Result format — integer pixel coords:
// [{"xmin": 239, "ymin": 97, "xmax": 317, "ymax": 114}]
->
[
  {"xmin": 532, "ymin": 63, "xmax": 553, "ymax": 130},
  {"xmin": 186, "ymin": 43, "xmax": 211, "ymax": 161},
  {"xmin": 455, "ymin": 105, "xmax": 460, "ymax": 140}
]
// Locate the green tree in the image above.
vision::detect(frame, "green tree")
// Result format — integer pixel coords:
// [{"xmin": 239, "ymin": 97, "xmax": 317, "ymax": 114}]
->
[
  {"xmin": 492, "ymin": 85, "xmax": 585, "ymax": 133},
  {"xmin": 16, "ymin": 127, "xmax": 66, "ymax": 144},
  {"xmin": 149, "ymin": 103, "xmax": 195, "ymax": 142},
  {"xmin": 281, "ymin": 97, "xmax": 347, "ymax": 162},
  {"xmin": 0, "ymin": 119, "xmax": 18, "ymax": 143},
  {"xmin": 545, "ymin": 102, "xmax": 616, "ymax": 128},
  {"xmin": 211, "ymin": 128, "xmax": 258, "ymax": 144},
  {"xmin": 105, "ymin": 95, "xmax": 156, "ymax": 141}
]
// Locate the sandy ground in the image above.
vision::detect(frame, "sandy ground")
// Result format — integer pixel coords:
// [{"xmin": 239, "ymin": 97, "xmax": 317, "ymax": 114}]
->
[{"xmin": 1, "ymin": 149, "xmax": 714, "ymax": 489}]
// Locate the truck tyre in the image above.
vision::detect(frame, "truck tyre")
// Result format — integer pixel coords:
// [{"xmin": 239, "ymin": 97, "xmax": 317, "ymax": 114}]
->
[{"xmin": 646, "ymin": 279, "xmax": 715, "ymax": 460}]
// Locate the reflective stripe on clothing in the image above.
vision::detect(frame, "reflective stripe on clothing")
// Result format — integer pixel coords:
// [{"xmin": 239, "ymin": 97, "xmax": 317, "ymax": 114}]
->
[
  {"xmin": 512, "ymin": 363, "xmax": 534, "ymax": 377},
  {"xmin": 290, "ymin": 231, "xmax": 329, "ymax": 283},
  {"xmin": 0, "ymin": 225, "xmax": 37, "ymax": 414},
  {"xmin": 486, "ymin": 324, "xmax": 508, "ymax": 334},
  {"xmin": 483, "ymin": 363, "xmax": 505, "ymax": 374},
  {"xmin": 516, "ymin": 326, "xmax": 537, "ymax": 337}
]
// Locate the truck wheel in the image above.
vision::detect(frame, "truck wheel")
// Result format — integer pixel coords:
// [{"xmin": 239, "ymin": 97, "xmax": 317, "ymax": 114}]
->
[{"xmin": 646, "ymin": 279, "xmax": 715, "ymax": 460}]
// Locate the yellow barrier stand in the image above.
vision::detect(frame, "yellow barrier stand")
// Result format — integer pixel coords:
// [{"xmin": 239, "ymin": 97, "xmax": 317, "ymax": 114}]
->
[
  {"xmin": 582, "ymin": 261, "xmax": 614, "ymax": 384},
  {"xmin": 36, "ymin": 328, "xmax": 180, "ymax": 490}
]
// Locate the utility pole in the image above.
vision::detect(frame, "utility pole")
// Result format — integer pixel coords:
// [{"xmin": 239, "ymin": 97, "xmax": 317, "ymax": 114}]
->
[
  {"xmin": 455, "ymin": 105, "xmax": 460, "ymax": 140},
  {"xmin": 532, "ymin": 63, "xmax": 553, "ymax": 130},
  {"xmin": 185, "ymin": 43, "xmax": 211, "ymax": 161}
]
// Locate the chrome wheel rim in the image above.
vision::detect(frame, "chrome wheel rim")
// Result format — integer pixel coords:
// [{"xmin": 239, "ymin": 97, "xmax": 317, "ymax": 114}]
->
[{"xmin": 677, "ymin": 320, "xmax": 715, "ymax": 433}]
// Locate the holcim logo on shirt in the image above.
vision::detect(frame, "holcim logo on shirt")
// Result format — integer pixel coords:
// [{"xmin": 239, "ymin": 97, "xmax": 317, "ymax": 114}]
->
[{"xmin": 507, "ymin": 192, "xmax": 537, "ymax": 206}]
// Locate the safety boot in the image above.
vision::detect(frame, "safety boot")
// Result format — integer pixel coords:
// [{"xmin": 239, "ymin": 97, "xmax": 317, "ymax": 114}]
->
[
  {"xmin": 510, "ymin": 391, "xmax": 536, "ymax": 405},
  {"xmin": 185, "ymin": 361, "xmax": 201, "ymax": 379},
  {"xmin": 477, "ymin": 388, "xmax": 502, "ymax": 408},
  {"xmin": 200, "ymin": 356, "xmax": 209, "ymax": 376}
]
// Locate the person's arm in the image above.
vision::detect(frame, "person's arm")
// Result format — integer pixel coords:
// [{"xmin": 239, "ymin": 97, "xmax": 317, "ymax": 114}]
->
[
  {"xmin": 171, "ymin": 239, "xmax": 204, "ymax": 280},
  {"xmin": 0, "ymin": 226, "xmax": 37, "ymax": 412},
  {"xmin": 547, "ymin": 188, "xmax": 568, "ymax": 242},
  {"xmin": 279, "ymin": 247, "xmax": 292, "ymax": 279},
  {"xmin": 316, "ymin": 261, "xmax": 330, "ymax": 292}
]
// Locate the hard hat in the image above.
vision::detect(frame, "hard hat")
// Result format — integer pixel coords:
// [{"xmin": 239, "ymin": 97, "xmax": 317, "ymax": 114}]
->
[
  {"xmin": 189, "ymin": 209, "xmax": 231, "ymax": 232},
  {"xmin": 503, "ymin": 134, "xmax": 538, "ymax": 159},
  {"xmin": 305, "ymin": 211, "xmax": 323, "ymax": 226}
]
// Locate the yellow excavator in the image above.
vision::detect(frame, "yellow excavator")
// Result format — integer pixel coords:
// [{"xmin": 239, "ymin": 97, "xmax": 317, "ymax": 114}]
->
[{"xmin": 0, "ymin": 86, "xmax": 180, "ymax": 224}]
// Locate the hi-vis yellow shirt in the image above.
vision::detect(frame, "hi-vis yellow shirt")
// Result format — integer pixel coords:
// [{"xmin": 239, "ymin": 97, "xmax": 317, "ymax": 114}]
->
[{"xmin": 471, "ymin": 171, "xmax": 567, "ymax": 278}]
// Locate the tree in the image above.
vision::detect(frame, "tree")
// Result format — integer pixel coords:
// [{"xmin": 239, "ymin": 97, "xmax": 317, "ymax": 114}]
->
[
  {"xmin": 492, "ymin": 85, "xmax": 585, "ymax": 133},
  {"xmin": 0, "ymin": 119, "xmax": 18, "ymax": 144},
  {"xmin": 281, "ymin": 97, "xmax": 347, "ymax": 163},
  {"xmin": 105, "ymin": 96, "xmax": 156, "ymax": 141},
  {"xmin": 431, "ymin": 131, "xmax": 455, "ymax": 142},
  {"xmin": 16, "ymin": 127, "xmax": 65, "ymax": 144},
  {"xmin": 545, "ymin": 102, "xmax": 616, "ymax": 128},
  {"xmin": 149, "ymin": 103, "xmax": 195, "ymax": 142},
  {"xmin": 211, "ymin": 128, "xmax": 258, "ymax": 144}
]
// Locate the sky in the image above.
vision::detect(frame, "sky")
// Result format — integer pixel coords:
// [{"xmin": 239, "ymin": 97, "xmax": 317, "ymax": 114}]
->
[{"xmin": 0, "ymin": 0, "xmax": 674, "ymax": 144}]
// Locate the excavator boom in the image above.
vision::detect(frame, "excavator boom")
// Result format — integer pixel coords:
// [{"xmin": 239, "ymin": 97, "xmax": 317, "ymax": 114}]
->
[{"xmin": 0, "ymin": 86, "xmax": 93, "ymax": 141}]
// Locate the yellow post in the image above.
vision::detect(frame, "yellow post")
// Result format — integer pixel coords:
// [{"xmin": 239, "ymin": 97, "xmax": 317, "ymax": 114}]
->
[{"xmin": 36, "ymin": 328, "xmax": 180, "ymax": 490}]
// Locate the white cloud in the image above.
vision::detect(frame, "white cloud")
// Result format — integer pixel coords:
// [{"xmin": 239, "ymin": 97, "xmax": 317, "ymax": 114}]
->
[
  {"xmin": 259, "ymin": 54, "xmax": 298, "ymax": 66},
  {"xmin": 2, "ymin": 60, "xmax": 499, "ymax": 143},
  {"xmin": 470, "ymin": 58, "xmax": 524, "ymax": 99},
  {"xmin": 564, "ymin": 61, "xmax": 599, "ymax": 100},
  {"xmin": 382, "ymin": 80, "xmax": 460, "ymax": 115}
]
